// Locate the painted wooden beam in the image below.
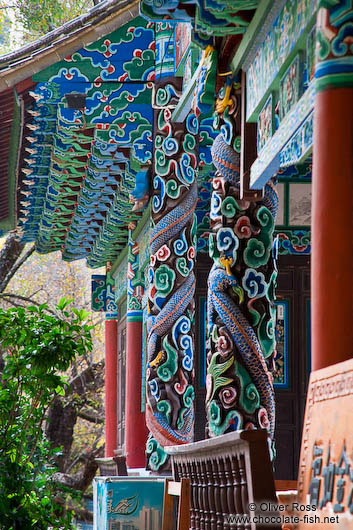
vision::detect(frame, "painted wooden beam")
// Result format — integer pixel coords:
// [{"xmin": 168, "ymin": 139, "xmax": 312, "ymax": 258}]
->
[
  {"xmin": 250, "ymin": 81, "xmax": 315, "ymax": 190},
  {"xmin": 230, "ymin": 0, "xmax": 274, "ymax": 75}
]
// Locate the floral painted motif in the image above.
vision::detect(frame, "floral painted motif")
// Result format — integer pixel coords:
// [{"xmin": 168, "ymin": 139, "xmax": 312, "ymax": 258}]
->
[
  {"xmin": 242, "ymin": 269, "xmax": 267, "ymax": 298},
  {"xmin": 216, "ymin": 227, "xmax": 239, "ymax": 262}
]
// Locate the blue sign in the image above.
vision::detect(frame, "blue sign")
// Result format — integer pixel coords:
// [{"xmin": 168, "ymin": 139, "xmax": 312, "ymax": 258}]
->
[{"xmin": 94, "ymin": 477, "xmax": 166, "ymax": 530}]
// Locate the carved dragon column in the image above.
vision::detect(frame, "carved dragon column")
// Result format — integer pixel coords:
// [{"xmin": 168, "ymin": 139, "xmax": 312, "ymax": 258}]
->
[
  {"xmin": 145, "ymin": 23, "xmax": 198, "ymax": 471},
  {"xmin": 206, "ymin": 76, "xmax": 278, "ymax": 458}
]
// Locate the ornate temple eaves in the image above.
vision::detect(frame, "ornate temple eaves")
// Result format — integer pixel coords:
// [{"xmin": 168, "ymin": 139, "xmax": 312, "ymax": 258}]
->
[
  {"xmin": 139, "ymin": 0, "xmax": 259, "ymax": 43},
  {"xmin": 0, "ymin": 0, "xmax": 140, "ymax": 92}
]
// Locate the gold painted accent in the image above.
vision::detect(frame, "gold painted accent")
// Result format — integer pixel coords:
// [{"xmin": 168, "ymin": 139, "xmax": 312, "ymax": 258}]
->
[
  {"xmin": 215, "ymin": 83, "xmax": 233, "ymax": 114},
  {"xmin": 203, "ymin": 45, "xmax": 214, "ymax": 59},
  {"xmin": 150, "ymin": 351, "xmax": 164, "ymax": 368},
  {"xmin": 220, "ymin": 256, "xmax": 233, "ymax": 276}
]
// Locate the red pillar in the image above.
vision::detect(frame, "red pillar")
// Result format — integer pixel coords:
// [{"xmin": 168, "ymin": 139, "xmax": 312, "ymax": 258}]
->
[
  {"xmin": 312, "ymin": 87, "xmax": 353, "ymax": 370},
  {"xmin": 125, "ymin": 319, "xmax": 148, "ymax": 468},
  {"xmin": 105, "ymin": 318, "xmax": 118, "ymax": 457}
]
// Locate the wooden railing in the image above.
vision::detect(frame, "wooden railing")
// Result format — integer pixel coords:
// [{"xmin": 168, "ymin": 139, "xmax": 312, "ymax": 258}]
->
[{"xmin": 165, "ymin": 430, "xmax": 280, "ymax": 530}]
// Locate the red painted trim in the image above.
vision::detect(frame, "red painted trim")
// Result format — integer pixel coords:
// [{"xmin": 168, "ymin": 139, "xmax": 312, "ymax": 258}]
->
[
  {"xmin": 105, "ymin": 319, "xmax": 118, "ymax": 457},
  {"xmin": 125, "ymin": 320, "xmax": 148, "ymax": 468},
  {"xmin": 15, "ymin": 77, "xmax": 35, "ymax": 94},
  {"xmin": 311, "ymin": 88, "xmax": 353, "ymax": 371}
]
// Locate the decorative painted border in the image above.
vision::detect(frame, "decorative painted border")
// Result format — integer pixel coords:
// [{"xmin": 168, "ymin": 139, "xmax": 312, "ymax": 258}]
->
[
  {"xmin": 257, "ymin": 94, "xmax": 274, "ymax": 153},
  {"xmin": 315, "ymin": 2, "xmax": 353, "ymax": 92},
  {"xmin": 250, "ymin": 81, "xmax": 315, "ymax": 189},
  {"xmin": 274, "ymin": 299, "xmax": 289, "ymax": 388},
  {"xmin": 279, "ymin": 53, "xmax": 303, "ymax": 122},
  {"xmin": 275, "ymin": 229, "xmax": 311, "ymax": 255},
  {"xmin": 279, "ymin": 110, "xmax": 313, "ymax": 168},
  {"xmin": 246, "ymin": 0, "xmax": 317, "ymax": 120}
]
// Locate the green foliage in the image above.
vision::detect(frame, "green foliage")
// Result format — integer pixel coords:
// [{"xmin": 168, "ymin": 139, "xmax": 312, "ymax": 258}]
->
[
  {"xmin": 0, "ymin": 299, "xmax": 93, "ymax": 529},
  {"xmin": 0, "ymin": 13, "xmax": 11, "ymax": 47},
  {"xmin": 14, "ymin": 0, "xmax": 92, "ymax": 40}
]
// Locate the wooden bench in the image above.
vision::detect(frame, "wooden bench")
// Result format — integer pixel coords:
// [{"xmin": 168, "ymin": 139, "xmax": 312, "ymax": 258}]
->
[{"xmin": 165, "ymin": 429, "xmax": 280, "ymax": 530}]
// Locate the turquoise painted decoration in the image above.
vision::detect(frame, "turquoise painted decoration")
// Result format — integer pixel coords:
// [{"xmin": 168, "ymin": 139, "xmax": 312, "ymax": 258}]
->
[
  {"xmin": 315, "ymin": 1, "xmax": 353, "ymax": 91},
  {"xmin": 279, "ymin": 111, "xmax": 313, "ymax": 168},
  {"xmin": 127, "ymin": 230, "xmax": 145, "ymax": 322},
  {"xmin": 91, "ymin": 275, "xmax": 107, "ymax": 312},
  {"xmin": 94, "ymin": 477, "xmax": 165, "ymax": 528},
  {"xmin": 91, "ymin": 274, "xmax": 118, "ymax": 316},
  {"xmin": 275, "ymin": 229, "xmax": 311, "ymax": 255},
  {"xmin": 140, "ymin": 0, "xmax": 259, "ymax": 43}
]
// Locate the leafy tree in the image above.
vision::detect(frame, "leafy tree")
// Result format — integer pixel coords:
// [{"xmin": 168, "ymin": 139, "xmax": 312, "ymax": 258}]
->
[
  {"xmin": 0, "ymin": 11, "xmax": 11, "ymax": 48},
  {"xmin": 0, "ymin": 0, "xmax": 98, "ymax": 46},
  {"xmin": 16, "ymin": 0, "xmax": 93, "ymax": 38},
  {"xmin": 0, "ymin": 233, "xmax": 106, "ymax": 524},
  {"xmin": 0, "ymin": 299, "xmax": 93, "ymax": 529}
]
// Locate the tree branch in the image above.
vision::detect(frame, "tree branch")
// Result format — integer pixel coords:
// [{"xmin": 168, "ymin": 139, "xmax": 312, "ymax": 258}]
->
[
  {"xmin": 53, "ymin": 445, "xmax": 104, "ymax": 492},
  {"xmin": 0, "ymin": 293, "xmax": 55, "ymax": 313},
  {"xmin": 77, "ymin": 409, "xmax": 104, "ymax": 424},
  {"xmin": 69, "ymin": 360, "xmax": 104, "ymax": 396},
  {"xmin": 0, "ymin": 239, "xmax": 35, "ymax": 293}
]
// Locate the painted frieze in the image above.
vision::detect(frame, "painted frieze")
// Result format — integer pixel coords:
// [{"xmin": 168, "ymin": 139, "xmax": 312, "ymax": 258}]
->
[
  {"xmin": 207, "ymin": 75, "xmax": 278, "ymax": 456},
  {"xmin": 250, "ymin": 80, "xmax": 315, "ymax": 189},
  {"xmin": 279, "ymin": 54, "xmax": 303, "ymax": 122},
  {"xmin": 91, "ymin": 272, "xmax": 118, "ymax": 317},
  {"xmin": 276, "ymin": 230, "xmax": 311, "ymax": 255},
  {"xmin": 257, "ymin": 94, "xmax": 274, "ymax": 153},
  {"xmin": 246, "ymin": 0, "xmax": 317, "ymax": 120},
  {"xmin": 279, "ymin": 110, "xmax": 313, "ymax": 168}
]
